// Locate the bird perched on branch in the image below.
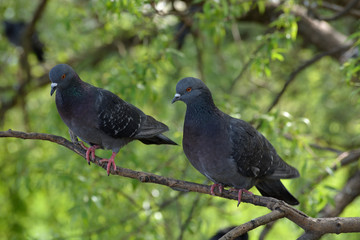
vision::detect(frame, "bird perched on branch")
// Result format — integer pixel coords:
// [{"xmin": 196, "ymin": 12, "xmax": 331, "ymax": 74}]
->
[
  {"xmin": 49, "ymin": 64, "xmax": 177, "ymax": 175},
  {"xmin": 3, "ymin": 20, "xmax": 45, "ymax": 62},
  {"xmin": 172, "ymin": 77, "xmax": 299, "ymax": 205}
]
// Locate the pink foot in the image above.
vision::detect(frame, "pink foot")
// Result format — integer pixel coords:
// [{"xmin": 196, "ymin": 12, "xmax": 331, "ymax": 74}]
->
[
  {"xmin": 100, "ymin": 152, "xmax": 117, "ymax": 176},
  {"xmin": 230, "ymin": 188, "xmax": 253, "ymax": 207},
  {"xmin": 80, "ymin": 143, "xmax": 100, "ymax": 165},
  {"xmin": 210, "ymin": 183, "xmax": 224, "ymax": 195}
]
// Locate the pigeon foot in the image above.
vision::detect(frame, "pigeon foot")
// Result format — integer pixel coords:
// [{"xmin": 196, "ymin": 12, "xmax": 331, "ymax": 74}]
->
[
  {"xmin": 80, "ymin": 143, "xmax": 100, "ymax": 165},
  {"xmin": 210, "ymin": 183, "xmax": 224, "ymax": 195},
  {"xmin": 230, "ymin": 188, "xmax": 253, "ymax": 207},
  {"xmin": 100, "ymin": 152, "xmax": 117, "ymax": 176}
]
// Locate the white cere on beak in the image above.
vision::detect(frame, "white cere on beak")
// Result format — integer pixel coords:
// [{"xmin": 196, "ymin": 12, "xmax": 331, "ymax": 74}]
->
[
  {"xmin": 171, "ymin": 93, "xmax": 182, "ymax": 104},
  {"xmin": 51, "ymin": 83, "xmax": 58, "ymax": 88}
]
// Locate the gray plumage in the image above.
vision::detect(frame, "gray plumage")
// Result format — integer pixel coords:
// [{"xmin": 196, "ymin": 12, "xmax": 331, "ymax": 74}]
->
[
  {"xmin": 49, "ymin": 64, "xmax": 176, "ymax": 174},
  {"xmin": 172, "ymin": 77, "xmax": 299, "ymax": 205}
]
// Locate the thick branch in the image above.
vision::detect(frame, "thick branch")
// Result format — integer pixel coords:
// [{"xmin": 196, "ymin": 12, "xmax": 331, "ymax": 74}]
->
[
  {"xmin": 1, "ymin": 129, "xmax": 360, "ymax": 238},
  {"xmin": 240, "ymin": 2, "xmax": 354, "ymax": 62}
]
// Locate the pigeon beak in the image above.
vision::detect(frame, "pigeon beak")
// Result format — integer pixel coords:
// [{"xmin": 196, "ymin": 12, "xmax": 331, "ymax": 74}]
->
[
  {"xmin": 172, "ymin": 93, "xmax": 181, "ymax": 104},
  {"xmin": 50, "ymin": 83, "xmax": 58, "ymax": 96}
]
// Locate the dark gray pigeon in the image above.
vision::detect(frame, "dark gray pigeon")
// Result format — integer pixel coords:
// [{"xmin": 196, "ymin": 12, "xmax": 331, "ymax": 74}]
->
[
  {"xmin": 172, "ymin": 77, "xmax": 299, "ymax": 205},
  {"xmin": 3, "ymin": 20, "xmax": 44, "ymax": 62},
  {"xmin": 49, "ymin": 64, "xmax": 177, "ymax": 175}
]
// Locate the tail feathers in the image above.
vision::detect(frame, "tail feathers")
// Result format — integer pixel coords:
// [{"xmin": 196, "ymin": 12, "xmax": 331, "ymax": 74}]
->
[
  {"xmin": 139, "ymin": 134, "xmax": 177, "ymax": 145},
  {"xmin": 256, "ymin": 180, "xmax": 299, "ymax": 205},
  {"xmin": 136, "ymin": 115, "xmax": 169, "ymax": 137},
  {"xmin": 268, "ymin": 159, "xmax": 300, "ymax": 179}
]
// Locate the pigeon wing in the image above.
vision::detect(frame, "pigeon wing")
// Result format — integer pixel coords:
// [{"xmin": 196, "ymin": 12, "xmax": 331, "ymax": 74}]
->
[
  {"xmin": 229, "ymin": 117, "xmax": 299, "ymax": 179},
  {"xmin": 96, "ymin": 88, "xmax": 144, "ymax": 138}
]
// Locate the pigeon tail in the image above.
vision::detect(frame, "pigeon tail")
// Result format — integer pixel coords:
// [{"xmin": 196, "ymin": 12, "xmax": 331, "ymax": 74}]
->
[
  {"xmin": 255, "ymin": 180, "xmax": 299, "ymax": 205},
  {"xmin": 135, "ymin": 115, "xmax": 170, "ymax": 137},
  {"xmin": 138, "ymin": 134, "xmax": 177, "ymax": 145}
]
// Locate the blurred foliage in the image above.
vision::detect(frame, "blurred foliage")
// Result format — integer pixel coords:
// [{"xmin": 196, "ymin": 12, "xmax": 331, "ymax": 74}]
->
[{"xmin": 0, "ymin": 0, "xmax": 360, "ymax": 239}]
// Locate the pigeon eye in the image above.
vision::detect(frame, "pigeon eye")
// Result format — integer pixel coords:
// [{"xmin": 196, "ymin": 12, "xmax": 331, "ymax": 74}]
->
[
  {"xmin": 61, "ymin": 74, "xmax": 66, "ymax": 79},
  {"xmin": 186, "ymin": 87, "xmax": 192, "ymax": 92}
]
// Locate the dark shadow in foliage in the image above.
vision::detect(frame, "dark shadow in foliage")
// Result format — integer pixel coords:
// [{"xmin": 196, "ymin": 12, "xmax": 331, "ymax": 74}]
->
[
  {"xmin": 174, "ymin": 4, "xmax": 202, "ymax": 50},
  {"xmin": 3, "ymin": 20, "xmax": 45, "ymax": 62}
]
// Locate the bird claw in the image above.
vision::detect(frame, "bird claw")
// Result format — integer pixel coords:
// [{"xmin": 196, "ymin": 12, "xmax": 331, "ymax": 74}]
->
[
  {"xmin": 100, "ymin": 152, "xmax": 117, "ymax": 176},
  {"xmin": 230, "ymin": 188, "xmax": 253, "ymax": 207},
  {"xmin": 210, "ymin": 183, "xmax": 224, "ymax": 195},
  {"xmin": 79, "ymin": 143, "xmax": 100, "ymax": 165}
]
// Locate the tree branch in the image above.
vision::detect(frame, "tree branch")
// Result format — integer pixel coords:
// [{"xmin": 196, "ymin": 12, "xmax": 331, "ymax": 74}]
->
[
  {"xmin": 178, "ymin": 194, "xmax": 201, "ymax": 240},
  {"xmin": 266, "ymin": 46, "xmax": 351, "ymax": 113},
  {"xmin": 24, "ymin": 0, "xmax": 48, "ymax": 41},
  {"xmin": 303, "ymin": 148, "xmax": 360, "ymax": 194},
  {"xmin": 320, "ymin": 1, "xmax": 360, "ymax": 18},
  {"xmin": 1, "ymin": 129, "xmax": 360, "ymax": 238},
  {"xmin": 220, "ymin": 210, "xmax": 286, "ymax": 240},
  {"xmin": 317, "ymin": 0, "xmax": 360, "ymax": 21},
  {"xmin": 229, "ymin": 42, "xmax": 266, "ymax": 93},
  {"xmin": 239, "ymin": 2, "xmax": 354, "ymax": 61},
  {"xmin": 319, "ymin": 170, "xmax": 360, "ymax": 218}
]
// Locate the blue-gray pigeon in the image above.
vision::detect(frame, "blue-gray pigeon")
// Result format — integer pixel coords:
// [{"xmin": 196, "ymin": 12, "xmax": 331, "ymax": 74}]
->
[
  {"xmin": 49, "ymin": 64, "xmax": 177, "ymax": 175},
  {"xmin": 172, "ymin": 77, "xmax": 299, "ymax": 205},
  {"xmin": 3, "ymin": 20, "xmax": 44, "ymax": 62}
]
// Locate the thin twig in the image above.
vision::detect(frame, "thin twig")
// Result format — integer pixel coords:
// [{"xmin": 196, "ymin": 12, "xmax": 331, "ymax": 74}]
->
[
  {"xmin": 192, "ymin": 30, "xmax": 205, "ymax": 81},
  {"xmin": 266, "ymin": 45, "xmax": 351, "ymax": 113},
  {"xmin": 317, "ymin": 0, "xmax": 360, "ymax": 21},
  {"xmin": 302, "ymin": 148, "xmax": 360, "ymax": 194},
  {"xmin": 320, "ymin": 1, "xmax": 360, "ymax": 18},
  {"xmin": 178, "ymin": 195, "xmax": 201, "ymax": 240},
  {"xmin": 229, "ymin": 42, "xmax": 265, "ymax": 93}
]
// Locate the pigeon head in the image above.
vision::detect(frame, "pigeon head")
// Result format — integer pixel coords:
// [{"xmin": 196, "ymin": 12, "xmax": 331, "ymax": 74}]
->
[
  {"xmin": 172, "ymin": 77, "xmax": 213, "ymax": 105},
  {"xmin": 49, "ymin": 64, "xmax": 78, "ymax": 96}
]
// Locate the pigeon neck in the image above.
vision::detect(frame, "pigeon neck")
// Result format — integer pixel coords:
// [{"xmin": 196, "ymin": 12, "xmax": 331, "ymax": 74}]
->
[
  {"xmin": 185, "ymin": 96, "xmax": 219, "ymax": 122},
  {"xmin": 61, "ymin": 77, "xmax": 87, "ymax": 97}
]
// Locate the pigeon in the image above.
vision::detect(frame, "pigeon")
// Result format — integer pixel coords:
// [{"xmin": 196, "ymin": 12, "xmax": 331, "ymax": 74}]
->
[
  {"xmin": 209, "ymin": 226, "xmax": 248, "ymax": 240},
  {"xmin": 172, "ymin": 77, "xmax": 299, "ymax": 205},
  {"xmin": 3, "ymin": 20, "xmax": 45, "ymax": 62},
  {"xmin": 49, "ymin": 64, "xmax": 177, "ymax": 175}
]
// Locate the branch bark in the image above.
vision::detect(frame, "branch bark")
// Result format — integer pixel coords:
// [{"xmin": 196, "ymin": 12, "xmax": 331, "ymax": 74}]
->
[
  {"xmin": 220, "ymin": 210, "xmax": 286, "ymax": 240},
  {"xmin": 317, "ymin": 0, "xmax": 360, "ymax": 21},
  {"xmin": 239, "ymin": 2, "xmax": 355, "ymax": 62},
  {"xmin": 319, "ymin": 170, "xmax": 360, "ymax": 218},
  {"xmin": 1, "ymin": 129, "xmax": 360, "ymax": 238}
]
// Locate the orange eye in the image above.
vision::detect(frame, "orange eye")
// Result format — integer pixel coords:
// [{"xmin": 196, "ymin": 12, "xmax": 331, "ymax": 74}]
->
[
  {"xmin": 61, "ymin": 74, "xmax": 66, "ymax": 79},
  {"xmin": 186, "ymin": 87, "xmax": 192, "ymax": 92}
]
